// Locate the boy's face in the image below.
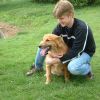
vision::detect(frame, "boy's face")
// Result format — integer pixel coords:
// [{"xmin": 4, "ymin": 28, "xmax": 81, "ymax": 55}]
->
[{"xmin": 57, "ymin": 14, "xmax": 72, "ymax": 27}]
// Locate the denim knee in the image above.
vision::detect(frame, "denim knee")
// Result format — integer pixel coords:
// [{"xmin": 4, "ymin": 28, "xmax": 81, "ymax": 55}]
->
[
  {"xmin": 67, "ymin": 52, "xmax": 92, "ymax": 75},
  {"xmin": 68, "ymin": 61, "xmax": 91, "ymax": 75},
  {"xmin": 68, "ymin": 61, "xmax": 80, "ymax": 75}
]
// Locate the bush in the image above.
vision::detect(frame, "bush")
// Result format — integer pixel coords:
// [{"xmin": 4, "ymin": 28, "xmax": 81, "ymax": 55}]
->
[
  {"xmin": 32, "ymin": 0, "xmax": 58, "ymax": 3},
  {"xmin": 32, "ymin": 0, "xmax": 100, "ymax": 6},
  {"xmin": 70, "ymin": 0, "xmax": 88, "ymax": 6}
]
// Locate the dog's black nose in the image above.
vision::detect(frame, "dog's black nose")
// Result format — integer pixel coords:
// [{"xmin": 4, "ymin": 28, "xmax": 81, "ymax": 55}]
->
[{"xmin": 39, "ymin": 45, "xmax": 41, "ymax": 48}]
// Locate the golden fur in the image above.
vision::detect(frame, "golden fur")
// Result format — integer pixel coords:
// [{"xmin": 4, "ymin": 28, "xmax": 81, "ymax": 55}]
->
[{"xmin": 39, "ymin": 34, "xmax": 70, "ymax": 84}]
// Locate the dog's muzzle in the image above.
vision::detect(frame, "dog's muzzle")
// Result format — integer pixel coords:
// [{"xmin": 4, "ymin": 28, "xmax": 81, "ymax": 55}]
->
[{"xmin": 39, "ymin": 45, "xmax": 51, "ymax": 56}]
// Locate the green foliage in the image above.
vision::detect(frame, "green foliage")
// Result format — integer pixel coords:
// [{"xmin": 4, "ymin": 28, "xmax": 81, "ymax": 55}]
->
[
  {"xmin": 70, "ymin": 0, "xmax": 88, "ymax": 6},
  {"xmin": 32, "ymin": 0, "xmax": 58, "ymax": 3},
  {"xmin": 32, "ymin": 0, "xmax": 100, "ymax": 7}
]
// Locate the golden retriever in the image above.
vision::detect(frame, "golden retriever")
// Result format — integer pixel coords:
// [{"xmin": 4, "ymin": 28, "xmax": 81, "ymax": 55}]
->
[{"xmin": 39, "ymin": 34, "xmax": 70, "ymax": 84}]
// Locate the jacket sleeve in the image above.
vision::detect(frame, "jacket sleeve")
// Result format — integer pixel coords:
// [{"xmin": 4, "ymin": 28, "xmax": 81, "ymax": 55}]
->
[{"xmin": 60, "ymin": 26, "xmax": 88, "ymax": 64}]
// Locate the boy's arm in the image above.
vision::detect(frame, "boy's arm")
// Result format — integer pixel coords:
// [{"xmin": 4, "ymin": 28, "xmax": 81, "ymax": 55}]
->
[{"xmin": 60, "ymin": 27, "xmax": 88, "ymax": 64}]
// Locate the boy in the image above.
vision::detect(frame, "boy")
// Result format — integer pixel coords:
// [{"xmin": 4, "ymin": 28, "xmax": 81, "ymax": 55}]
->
[{"xmin": 26, "ymin": 0, "xmax": 96, "ymax": 79}]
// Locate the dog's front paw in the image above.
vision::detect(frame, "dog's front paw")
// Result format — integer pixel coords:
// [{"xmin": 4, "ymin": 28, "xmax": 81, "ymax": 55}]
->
[
  {"xmin": 45, "ymin": 80, "xmax": 51, "ymax": 85},
  {"xmin": 45, "ymin": 81, "xmax": 49, "ymax": 85}
]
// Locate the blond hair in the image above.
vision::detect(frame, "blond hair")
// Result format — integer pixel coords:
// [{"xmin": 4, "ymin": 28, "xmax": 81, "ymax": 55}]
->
[{"xmin": 53, "ymin": 0, "xmax": 74, "ymax": 18}]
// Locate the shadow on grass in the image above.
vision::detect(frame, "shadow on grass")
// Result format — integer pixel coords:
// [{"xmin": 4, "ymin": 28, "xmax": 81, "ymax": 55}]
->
[{"xmin": 69, "ymin": 74, "xmax": 95, "ymax": 87}]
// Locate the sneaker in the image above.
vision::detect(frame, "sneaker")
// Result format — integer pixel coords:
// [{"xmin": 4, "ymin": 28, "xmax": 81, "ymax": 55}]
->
[
  {"xmin": 86, "ymin": 71, "xmax": 94, "ymax": 80},
  {"xmin": 26, "ymin": 64, "xmax": 43, "ymax": 76}
]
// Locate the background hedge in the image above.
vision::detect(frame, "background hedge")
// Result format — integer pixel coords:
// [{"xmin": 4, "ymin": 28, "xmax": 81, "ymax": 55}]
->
[{"xmin": 32, "ymin": 0, "xmax": 100, "ymax": 7}]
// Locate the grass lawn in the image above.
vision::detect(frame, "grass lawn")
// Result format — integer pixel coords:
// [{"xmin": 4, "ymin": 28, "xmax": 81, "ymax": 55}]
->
[{"xmin": 0, "ymin": 0, "xmax": 100, "ymax": 100}]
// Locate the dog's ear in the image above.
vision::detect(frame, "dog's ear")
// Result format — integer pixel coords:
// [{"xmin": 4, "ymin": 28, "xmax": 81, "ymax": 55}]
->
[
  {"xmin": 55, "ymin": 36, "xmax": 65, "ymax": 47},
  {"xmin": 57, "ymin": 36, "xmax": 64, "ymax": 43},
  {"xmin": 55, "ymin": 36, "xmax": 69, "ymax": 52}
]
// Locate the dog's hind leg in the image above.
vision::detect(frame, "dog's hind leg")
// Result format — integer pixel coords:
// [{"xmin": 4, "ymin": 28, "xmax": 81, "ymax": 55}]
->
[
  {"xmin": 45, "ymin": 64, "xmax": 52, "ymax": 84},
  {"xmin": 63, "ymin": 64, "xmax": 70, "ymax": 83}
]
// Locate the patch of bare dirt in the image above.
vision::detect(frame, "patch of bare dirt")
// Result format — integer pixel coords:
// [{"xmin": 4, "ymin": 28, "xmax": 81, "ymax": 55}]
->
[{"xmin": 0, "ymin": 22, "xmax": 19, "ymax": 39}]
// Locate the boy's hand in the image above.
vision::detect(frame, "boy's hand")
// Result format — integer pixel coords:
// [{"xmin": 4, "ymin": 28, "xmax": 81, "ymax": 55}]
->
[
  {"xmin": 46, "ymin": 57, "xmax": 61, "ymax": 65},
  {"xmin": 52, "ymin": 55, "xmax": 63, "ymax": 58},
  {"xmin": 48, "ymin": 52, "xmax": 63, "ymax": 58}
]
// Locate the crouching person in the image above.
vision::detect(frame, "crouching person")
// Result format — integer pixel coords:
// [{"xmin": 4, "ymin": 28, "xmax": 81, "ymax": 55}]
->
[{"xmin": 26, "ymin": 0, "xmax": 96, "ymax": 79}]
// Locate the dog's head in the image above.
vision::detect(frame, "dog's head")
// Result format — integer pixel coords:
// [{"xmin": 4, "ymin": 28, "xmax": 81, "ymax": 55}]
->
[{"xmin": 39, "ymin": 34, "xmax": 66, "ymax": 56}]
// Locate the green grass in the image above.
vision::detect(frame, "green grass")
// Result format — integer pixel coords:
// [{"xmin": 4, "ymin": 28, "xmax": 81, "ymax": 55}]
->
[{"xmin": 0, "ymin": 0, "xmax": 100, "ymax": 100}]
